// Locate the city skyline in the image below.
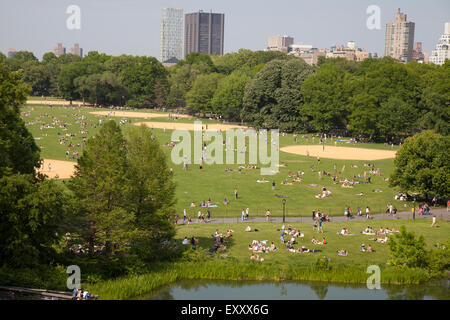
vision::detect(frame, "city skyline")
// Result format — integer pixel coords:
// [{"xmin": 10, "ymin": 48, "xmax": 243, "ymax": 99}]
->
[{"xmin": 1, "ymin": 0, "xmax": 449, "ymax": 60}]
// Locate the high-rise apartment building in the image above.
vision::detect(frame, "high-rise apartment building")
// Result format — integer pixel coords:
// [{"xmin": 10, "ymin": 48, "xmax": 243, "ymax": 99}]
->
[
  {"xmin": 7, "ymin": 48, "xmax": 16, "ymax": 58},
  {"xmin": 184, "ymin": 10, "xmax": 224, "ymax": 57},
  {"xmin": 385, "ymin": 8, "xmax": 415, "ymax": 63},
  {"xmin": 160, "ymin": 8, "xmax": 183, "ymax": 63},
  {"xmin": 429, "ymin": 22, "xmax": 450, "ymax": 65},
  {"xmin": 69, "ymin": 43, "xmax": 83, "ymax": 57},
  {"xmin": 53, "ymin": 43, "xmax": 66, "ymax": 57},
  {"xmin": 267, "ymin": 35, "xmax": 294, "ymax": 53}
]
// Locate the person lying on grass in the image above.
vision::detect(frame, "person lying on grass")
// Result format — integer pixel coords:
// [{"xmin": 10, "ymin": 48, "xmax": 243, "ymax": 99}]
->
[
  {"xmin": 376, "ymin": 227, "xmax": 400, "ymax": 235},
  {"xmin": 369, "ymin": 236, "xmax": 389, "ymax": 243},
  {"xmin": 311, "ymin": 237, "xmax": 326, "ymax": 245},
  {"xmin": 337, "ymin": 249, "xmax": 348, "ymax": 256}
]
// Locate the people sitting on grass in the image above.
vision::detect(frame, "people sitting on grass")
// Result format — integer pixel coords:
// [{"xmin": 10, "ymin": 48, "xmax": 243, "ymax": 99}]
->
[
  {"xmin": 269, "ymin": 242, "xmax": 277, "ymax": 251},
  {"xmin": 337, "ymin": 249, "xmax": 348, "ymax": 256},
  {"xmin": 226, "ymin": 229, "xmax": 234, "ymax": 238},
  {"xmin": 338, "ymin": 228, "xmax": 350, "ymax": 235},
  {"xmin": 245, "ymin": 225, "xmax": 252, "ymax": 232},
  {"xmin": 182, "ymin": 237, "xmax": 190, "ymax": 245},
  {"xmin": 361, "ymin": 226, "xmax": 375, "ymax": 234}
]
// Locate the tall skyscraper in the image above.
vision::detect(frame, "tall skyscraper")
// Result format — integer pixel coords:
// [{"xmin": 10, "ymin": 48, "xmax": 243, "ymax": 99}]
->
[
  {"xmin": 267, "ymin": 35, "xmax": 294, "ymax": 53},
  {"xmin": 69, "ymin": 43, "xmax": 83, "ymax": 57},
  {"xmin": 385, "ymin": 8, "xmax": 415, "ymax": 63},
  {"xmin": 53, "ymin": 43, "xmax": 66, "ymax": 57},
  {"xmin": 160, "ymin": 8, "xmax": 183, "ymax": 63},
  {"xmin": 184, "ymin": 10, "xmax": 224, "ymax": 57},
  {"xmin": 429, "ymin": 22, "xmax": 450, "ymax": 65}
]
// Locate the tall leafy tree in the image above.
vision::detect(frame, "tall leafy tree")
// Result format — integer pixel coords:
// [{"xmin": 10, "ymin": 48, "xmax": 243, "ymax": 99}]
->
[
  {"xmin": 186, "ymin": 73, "xmax": 224, "ymax": 114},
  {"xmin": 390, "ymin": 130, "xmax": 450, "ymax": 199},
  {"xmin": 0, "ymin": 62, "xmax": 40, "ymax": 176},
  {"xmin": 211, "ymin": 72, "xmax": 251, "ymax": 120},
  {"xmin": 241, "ymin": 58, "xmax": 313, "ymax": 131},
  {"xmin": 125, "ymin": 125, "xmax": 176, "ymax": 260},
  {"xmin": 68, "ymin": 121, "xmax": 133, "ymax": 258}
]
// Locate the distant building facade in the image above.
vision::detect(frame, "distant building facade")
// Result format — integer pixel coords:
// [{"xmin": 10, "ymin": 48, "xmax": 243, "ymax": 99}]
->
[
  {"xmin": 69, "ymin": 43, "xmax": 83, "ymax": 57},
  {"xmin": 385, "ymin": 8, "xmax": 415, "ymax": 63},
  {"xmin": 288, "ymin": 41, "xmax": 371, "ymax": 66},
  {"xmin": 267, "ymin": 35, "xmax": 294, "ymax": 53},
  {"xmin": 184, "ymin": 10, "xmax": 225, "ymax": 57},
  {"xmin": 7, "ymin": 48, "xmax": 16, "ymax": 58},
  {"xmin": 53, "ymin": 43, "xmax": 66, "ymax": 57},
  {"xmin": 429, "ymin": 22, "xmax": 450, "ymax": 65},
  {"xmin": 160, "ymin": 8, "xmax": 183, "ymax": 62}
]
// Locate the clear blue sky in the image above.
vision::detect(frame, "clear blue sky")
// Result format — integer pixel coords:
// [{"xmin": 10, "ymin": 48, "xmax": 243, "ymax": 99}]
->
[{"xmin": 1, "ymin": 0, "xmax": 449, "ymax": 59}]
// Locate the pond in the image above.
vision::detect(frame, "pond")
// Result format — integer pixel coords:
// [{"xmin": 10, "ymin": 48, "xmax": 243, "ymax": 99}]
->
[{"xmin": 134, "ymin": 279, "xmax": 450, "ymax": 300}]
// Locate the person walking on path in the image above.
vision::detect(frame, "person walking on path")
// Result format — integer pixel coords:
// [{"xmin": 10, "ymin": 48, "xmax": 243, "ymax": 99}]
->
[
  {"xmin": 241, "ymin": 209, "xmax": 245, "ymax": 221},
  {"xmin": 266, "ymin": 209, "xmax": 271, "ymax": 221},
  {"xmin": 365, "ymin": 206, "xmax": 370, "ymax": 219},
  {"xmin": 246, "ymin": 208, "xmax": 249, "ymax": 220}
]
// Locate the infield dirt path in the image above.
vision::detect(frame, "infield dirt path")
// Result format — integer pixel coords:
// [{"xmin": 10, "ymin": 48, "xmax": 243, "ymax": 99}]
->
[
  {"xmin": 27, "ymin": 100, "xmax": 84, "ymax": 105},
  {"xmin": 90, "ymin": 111, "xmax": 192, "ymax": 119},
  {"xmin": 134, "ymin": 121, "xmax": 248, "ymax": 131},
  {"xmin": 38, "ymin": 159, "xmax": 76, "ymax": 179},
  {"xmin": 281, "ymin": 145, "xmax": 397, "ymax": 161}
]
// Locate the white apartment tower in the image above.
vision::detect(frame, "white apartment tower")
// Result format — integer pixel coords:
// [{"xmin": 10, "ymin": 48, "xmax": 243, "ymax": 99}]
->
[
  {"xmin": 160, "ymin": 8, "xmax": 183, "ymax": 63},
  {"xmin": 429, "ymin": 22, "xmax": 450, "ymax": 65}
]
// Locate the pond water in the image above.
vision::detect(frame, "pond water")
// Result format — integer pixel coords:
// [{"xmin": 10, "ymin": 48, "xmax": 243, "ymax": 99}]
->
[{"xmin": 135, "ymin": 279, "xmax": 450, "ymax": 300}]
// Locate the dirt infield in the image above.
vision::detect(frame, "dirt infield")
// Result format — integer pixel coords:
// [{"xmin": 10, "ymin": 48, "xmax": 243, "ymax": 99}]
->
[
  {"xmin": 38, "ymin": 159, "xmax": 76, "ymax": 179},
  {"xmin": 27, "ymin": 100, "xmax": 84, "ymax": 105},
  {"xmin": 280, "ymin": 145, "xmax": 397, "ymax": 160},
  {"xmin": 134, "ymin": 121, "xmax": 248, "ymax": 131},
  {"xmin": 90, "ymin": 111, "xmax": 192, "ymax": 119}
]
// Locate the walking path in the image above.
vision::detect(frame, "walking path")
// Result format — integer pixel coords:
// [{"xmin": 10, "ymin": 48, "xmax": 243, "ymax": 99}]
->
[{"xmin": 179, "ymin": 208, "xmax": 450, "ymax": 225}]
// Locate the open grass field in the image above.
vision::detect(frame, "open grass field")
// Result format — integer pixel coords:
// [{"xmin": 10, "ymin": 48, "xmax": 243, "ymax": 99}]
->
[
  {"xmin": 21, "ymin": 100, "xmax": 412, "ymax": 218},
  {"xmin": 173, "ymin": 219, "xmax": 450, "ymax": 267}
]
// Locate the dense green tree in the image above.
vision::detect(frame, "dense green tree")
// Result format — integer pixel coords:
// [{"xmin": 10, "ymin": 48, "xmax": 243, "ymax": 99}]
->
[
  {"xmin": 125, "ymin": 125, "xmax": 176, "ymax": 260},
  {"xmin": 121, "ymin": 56, "xmax": 169, "ymax": 108},
  {"xmin": 211, "ymin": 72, "xmax": 251, "ymax": 119},
  {"xmin": 301, "ymin": 64, "xmax": 353, "ymax": 132},
  {"xmin": 0, "ymin": 61, "xmax": 67, "ymax": 268},
  {"xmin": 186, "ymin": 73, "xmax": 224, "ymax": 114},
  {"xmin": 0, "ymin": 174, "xmax": 67, "ymax": 266},
  {"xmin": 57, "ymin": 62, "xmax": 87, "ymax": 102},
  {"xmin": 388, "ymin": 226, "xmax": 428, "ymax": 268},
  {"xmin": 0, "ymin": 62, "xmax": 40, "ymax": 176},
  {"xmin": 22, "ymin": 61, "xmax": 52, "ymax": 96},
  {"xmin": 241, "ymin": 58, "xmax": 314, "ymax": 131},
  {"xmin": 68, "ymin": 121, "xmax": 132, "ymax": 258},
  {"xmin": 390, "ymin": 131, "xmax": 450, "ymax": 199},
  {"xmin": 75, "ymin": 72, "xmax": 127, "ymax": 106},
  {"xmin": 6, "ymin": 51, "xmax": 38, "ymax": 71}
]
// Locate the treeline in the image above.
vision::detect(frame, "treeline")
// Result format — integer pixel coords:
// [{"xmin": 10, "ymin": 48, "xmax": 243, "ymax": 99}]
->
[
  {"xmin": 0, "ymin": 62, "xmax": 177, "ymax": 284},
  {"xmin": 1, "ymin": 49, "xmax": 449, "ymax": 141}
]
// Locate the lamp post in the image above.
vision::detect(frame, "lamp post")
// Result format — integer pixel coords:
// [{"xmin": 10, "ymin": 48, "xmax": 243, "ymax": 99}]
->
[{"xmin": 282, "ymin": 199, "xmax": 286, "ymax": 223}]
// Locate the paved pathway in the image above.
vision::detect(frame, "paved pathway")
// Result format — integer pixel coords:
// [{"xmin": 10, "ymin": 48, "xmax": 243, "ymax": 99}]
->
[{"xmin": 178, "ymin": 208, "xmax": 450, "ymax": 225}]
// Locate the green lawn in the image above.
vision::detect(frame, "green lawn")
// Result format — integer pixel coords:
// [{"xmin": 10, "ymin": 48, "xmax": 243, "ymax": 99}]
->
[
  {"xmin": 173, "ymin": 219, "xmax": 450, "ymax": 267},
  {"xmin": 21, "ymin": 104, "xmax": 411, "ymax": 217}
]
